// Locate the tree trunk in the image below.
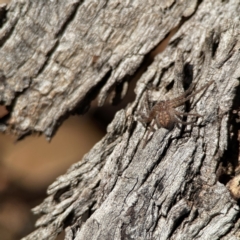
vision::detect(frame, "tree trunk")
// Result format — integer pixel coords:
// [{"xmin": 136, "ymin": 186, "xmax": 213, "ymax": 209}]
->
[{"xmin": 0, "ymin": 0, "xmax": 240, "ymax": 239}]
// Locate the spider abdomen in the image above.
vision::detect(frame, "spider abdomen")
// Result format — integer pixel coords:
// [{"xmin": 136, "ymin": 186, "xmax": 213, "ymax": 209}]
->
[
  {"xmin": 157, "ymin": 112, "xmax": 175, "ymax": 129},
  {"xmin": 155, "ymin": 102, "xmax": 175, "ymax": 129}
]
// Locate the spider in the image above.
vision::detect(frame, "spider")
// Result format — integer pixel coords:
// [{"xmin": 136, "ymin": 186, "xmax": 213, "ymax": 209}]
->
[{"xmin": 139, "ymin": 80, "xmax": 214, "ymax": 146}]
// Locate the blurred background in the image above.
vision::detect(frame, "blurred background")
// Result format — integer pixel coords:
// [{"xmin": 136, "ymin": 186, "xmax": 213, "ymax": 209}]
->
[
  {"xmin": 0, "ymin": 0, "xmax": 171, "ymax": 239},
  {"xmin": 0, "ymin": 109, "xmax": 105, "ymax": 240}
]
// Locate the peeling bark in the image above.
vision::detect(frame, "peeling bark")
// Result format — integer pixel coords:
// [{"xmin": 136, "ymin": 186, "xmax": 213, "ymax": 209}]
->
[
  {"xmin": 0, "ymin": 0, "xmax": 240, "ymax": 240},
  {"xmin": 0, "ymin": 0, "xmax": 195, "ymax": 137}
]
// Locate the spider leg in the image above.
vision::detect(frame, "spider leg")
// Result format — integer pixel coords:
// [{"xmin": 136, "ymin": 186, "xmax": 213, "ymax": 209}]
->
[
  {"xmin": 142, "ymin": 121, "xmax": 156, "ymax": 148},
  {"xmin": 171, "ymin": 81, "xmax": 213, "ymax": 108},
  {"xmin": 169, "ymin": 82, "xmax": 197, "ymax": 107},
  {"xmin": 176, "ymin": 119, "xmax": 198, "ymax": 127},
  {"xmin": 138, "ymin": 112, "xmax": 150, "ymax": 125},
  {"xmin": 148, "ymin": 121, "xmax": 156, "ymax": 132},
  {"xmin": 144, "ymin": 90, "xmax": 152, "ymax": 112},
  {"xmin": 174, "ymin": 115, "xmax": 198, "ymax": 126},
  {"xmin": 173, "ymin": 109, "xmax": 202, "ymax": 117},
  {"xmin": 138, "ymin": 91, "xmax": 154, "ymax": 125}
]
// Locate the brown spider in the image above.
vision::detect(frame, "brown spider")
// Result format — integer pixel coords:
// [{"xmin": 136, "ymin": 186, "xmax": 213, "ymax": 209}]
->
[{"xmin": 139, "ymin": 80, "xmax": 214, "ymax": 146}]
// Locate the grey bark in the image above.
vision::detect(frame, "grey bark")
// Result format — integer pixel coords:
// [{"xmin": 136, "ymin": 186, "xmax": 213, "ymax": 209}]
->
[{"xmin": 0, "ymin": 0, "xmax": 239, "ymax": 239}]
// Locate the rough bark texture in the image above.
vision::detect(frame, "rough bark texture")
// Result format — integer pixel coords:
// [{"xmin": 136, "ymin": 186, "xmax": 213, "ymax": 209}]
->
[{"xmin": 0, "ymin": 0, "xmax": 240, "ymax": 239}]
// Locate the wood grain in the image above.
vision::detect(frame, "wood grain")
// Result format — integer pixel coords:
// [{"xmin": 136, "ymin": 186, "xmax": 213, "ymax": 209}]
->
[{"xmin": 0, "ymin": 0, "xmax": 239, "ymax": 239}]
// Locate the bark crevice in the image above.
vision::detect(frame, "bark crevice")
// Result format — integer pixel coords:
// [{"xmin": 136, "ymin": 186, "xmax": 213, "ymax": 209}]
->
[{"xmin": 0, "ymin": 0, "xmax": 239, "ymax": 240}]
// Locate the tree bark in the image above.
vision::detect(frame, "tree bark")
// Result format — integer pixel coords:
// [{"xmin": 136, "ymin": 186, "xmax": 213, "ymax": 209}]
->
[{"xmin": 0, "ymin": 0, "xmax": 240, "ymax": 239}]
